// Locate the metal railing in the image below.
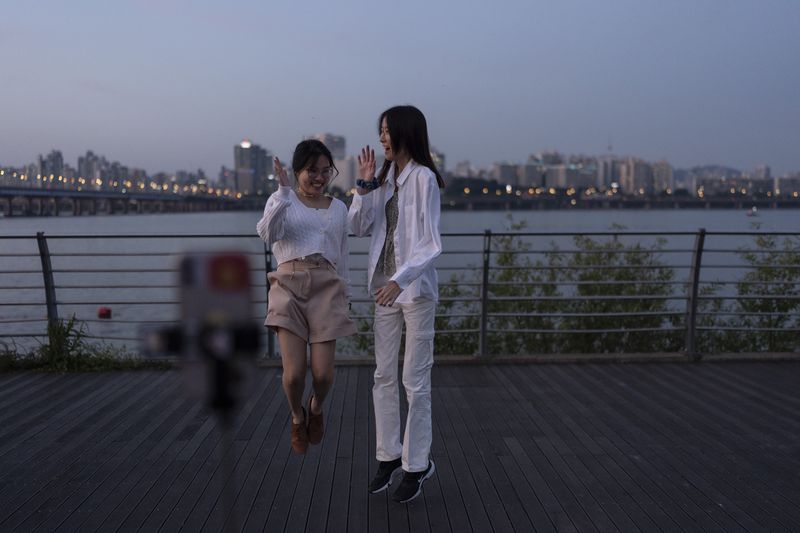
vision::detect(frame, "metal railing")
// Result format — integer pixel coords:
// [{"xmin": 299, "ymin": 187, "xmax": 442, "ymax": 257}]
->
[{"xmin": 1, "ymin": 230, "xmax": 799, "ymax": 359}]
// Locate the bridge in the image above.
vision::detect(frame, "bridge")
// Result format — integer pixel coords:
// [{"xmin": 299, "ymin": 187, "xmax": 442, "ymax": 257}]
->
[{"xmin": 0, "ymin": 187, "xmax": 254, "ymax": 217}]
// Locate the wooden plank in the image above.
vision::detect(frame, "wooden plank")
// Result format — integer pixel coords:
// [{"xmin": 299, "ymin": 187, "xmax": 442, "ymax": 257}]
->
[
  {"xmin": 174, "ymin": 370, "xmax": 280, "ymax": 532},
  {"xmin": 434, "ymin": 382, "xmax": 505, "ymax": 532},
  {"xmin": 152, "ymin": 369, "xmax": 274, "ymax": 532},
  {"xmin": 345, "ymin": 365, "xmax": 372, "ymax": 533},
  {"xmin": 491, "ymin": 365, "xmax": 643, "ymax": 532},
  {"xmin": 324, "ymin": 367, "xmax": 359, "ymax": 533},
  {"xmin": 585, "ymin": 364, "xmax": 764, "ymax": 532},
  {"xmin": 546, "ymin": 364, "xmax": 717, "ymax": 533},
  {"xmin": 199, "ymin": 369, "xmax": 284, "ymax": 533},
  {"xmin": 27, "ymin": 376, "xmax": 187, "ymax": 532},
  {"xmin": 219, "ymin": 371, "xmax": 287, "ymax": 532},
  {"xmin": 635, "ymin": 364, "xmax": 800, "ymax": 531},
  {"xmin": 0, "ymin": 373, "xmax": 163, "ymax": 530},
  {"xmin": 0, "ymin": 373, "xmax": 108, "ymax": 459},
  {"xmin": 449, "ymin": 367, "xmax": 537, "ymax": 532},
  {"xmin": 0, "ymin": 363, "xmax": 799, "ymax": 533}
]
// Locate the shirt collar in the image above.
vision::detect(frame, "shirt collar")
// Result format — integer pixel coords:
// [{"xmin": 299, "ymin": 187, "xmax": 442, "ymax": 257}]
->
[{"xmin": 390, "ymin": 160, "xmax": 416, "ymax": 187}]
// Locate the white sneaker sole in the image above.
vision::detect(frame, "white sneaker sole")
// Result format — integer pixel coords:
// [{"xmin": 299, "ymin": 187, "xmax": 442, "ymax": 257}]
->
[{"xmin": 369, "ymin": 465, "xmax": 402, "ymax": 493}]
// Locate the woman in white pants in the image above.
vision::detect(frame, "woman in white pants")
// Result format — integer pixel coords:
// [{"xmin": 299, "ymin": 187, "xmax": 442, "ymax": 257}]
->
[{"xmin": 348, "ymin": 105, "xmax": 444, "ymax": 503}]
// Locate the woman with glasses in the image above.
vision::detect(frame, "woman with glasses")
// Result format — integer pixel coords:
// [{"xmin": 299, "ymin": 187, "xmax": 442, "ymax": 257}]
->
[
  {"xmin": 257, "ymin": 139, "xmax": 357, "ymax": 454},
  {"xmin": 348, "ymin": 105, "xmax": 444, "ymax": 503}
]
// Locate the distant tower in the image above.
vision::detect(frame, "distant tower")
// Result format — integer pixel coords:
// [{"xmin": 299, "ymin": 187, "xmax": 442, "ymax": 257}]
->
[
  {"xmin": 312, "ymin": 133, "xmax": 346, "ymax": 160},
  {"xmin": 234, "ymin": 139, "xmax": 272, "ymax": 195},
  {"xmin": 430, "ymin": 146, "xmax": 446, "ymax": 173}
]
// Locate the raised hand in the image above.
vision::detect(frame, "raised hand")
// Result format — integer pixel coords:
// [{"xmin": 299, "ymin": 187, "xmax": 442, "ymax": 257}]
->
[
  {"xmin": 274, "ymin": 156, "xmax": 289, "ymax": 187},
  {"xmin": 356, "ymin": 146, "xmax": 378, "ymax": 194}
]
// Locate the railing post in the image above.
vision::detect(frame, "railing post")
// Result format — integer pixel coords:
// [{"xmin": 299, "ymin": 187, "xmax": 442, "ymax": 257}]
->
[
  {"xmin": 36, "ymin": 232, "xmax": 59, "ymax": 329},
  {"xmin": 478, "ymin": 229, "xmax": 492, "ymax": 357},
  {"xmin": 685, "ymin": 228, "xmax": 706, "ymax": 361},
  {"xmin": 263, "ymin": 243, "xmax": 275, "ymax": 358}
]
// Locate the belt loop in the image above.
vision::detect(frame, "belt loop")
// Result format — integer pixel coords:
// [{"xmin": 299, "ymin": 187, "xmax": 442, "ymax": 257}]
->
[{"xmin": 290, "ymin": 260, "xmax": 295, "ymax": 279}]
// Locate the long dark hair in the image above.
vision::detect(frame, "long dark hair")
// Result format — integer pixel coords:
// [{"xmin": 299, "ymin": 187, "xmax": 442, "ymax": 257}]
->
[
  {"xmin": 377, "ymin": 105, "xmax": 444, "ymax": 188},
  {"xmin": 291, "ymin": 139, "xmax": 338, "ymax": 176}
]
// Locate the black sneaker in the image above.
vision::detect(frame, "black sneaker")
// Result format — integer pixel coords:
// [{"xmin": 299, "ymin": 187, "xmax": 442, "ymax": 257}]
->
[
  {"xmin": 368, "ymin": 458, "xmax": 403, "ymax": 493},
  {"xmin": 392, "ymin": 460, "xmax": 435, "ymax": 503}
]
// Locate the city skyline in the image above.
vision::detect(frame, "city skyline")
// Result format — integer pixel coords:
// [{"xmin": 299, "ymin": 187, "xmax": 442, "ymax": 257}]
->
[{"xmin": 2, "ymin": 1, "xmax": 799, "ymax": 175}]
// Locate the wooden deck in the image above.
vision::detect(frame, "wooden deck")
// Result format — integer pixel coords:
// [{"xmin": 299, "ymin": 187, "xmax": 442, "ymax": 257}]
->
[{"xmin": 1, "ymin": 362, "xmax": 799, "ymax": 532}]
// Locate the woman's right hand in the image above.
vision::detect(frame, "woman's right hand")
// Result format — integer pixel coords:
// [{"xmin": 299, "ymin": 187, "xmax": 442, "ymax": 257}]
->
[
  {"xmin": 274, "ymin": 156, "xmax": 289, "ymax": 187},
  {"xmin": 356, "ymin": 146, "xmax": 376, "ymax": 194}
]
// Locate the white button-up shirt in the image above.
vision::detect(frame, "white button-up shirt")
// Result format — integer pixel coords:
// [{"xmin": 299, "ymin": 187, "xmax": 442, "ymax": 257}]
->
[{"xmin": 348, "ymin": 160, "xmax": 442, "ymax": 304}]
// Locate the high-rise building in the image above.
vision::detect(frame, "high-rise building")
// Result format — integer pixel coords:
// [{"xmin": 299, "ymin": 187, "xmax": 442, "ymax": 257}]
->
[
  {"xmin": 652, "ymin": 160, "xmax": 674, "ymax": 193},
  {"xmin": 754, "ymin": 165, "xmax": 771, "ymax": 180},
  {"xmin": 334, "ymin": 156, "xmax": 356, "ymax": 192},
  {"xmin": 312, "ymin": 133, "xmax": 346, "ymax": 160},
  {"xmin": 430, "ymin": 147, "xmax": 445, "ymax": 174},
  {"xmin": 37, "ymin": 150, "xmax": 64, "ymax": 188},
  {"xmin": 234, "ymin": 139, "xmax": 272, "ymax": 195},
  {"xmin": 78, "ymin": 150, "xmax": 104, "ymax": 188},
  {"xmin": 618, "ymin": 157, "xmax": 654, "ymax": 194},
  {"xmin": 490, "ymin": 163, "xmax": 519, "ymax": 185}
]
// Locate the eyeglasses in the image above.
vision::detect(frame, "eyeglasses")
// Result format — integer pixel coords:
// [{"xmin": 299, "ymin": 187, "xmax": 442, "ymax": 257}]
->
[{"xmin": 306, "ymin": 167, "xmax": 338, "ymax": 180}]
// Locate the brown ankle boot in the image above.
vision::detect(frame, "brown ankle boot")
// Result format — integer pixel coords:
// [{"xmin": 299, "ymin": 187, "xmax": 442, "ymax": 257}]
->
[
  {"xmin": 307, "ymin": 395, "xmax": 324, "ymax": 444},
  {"xmin": 291, "ymin": 407, "xmax": 309, "ymax": 454}
]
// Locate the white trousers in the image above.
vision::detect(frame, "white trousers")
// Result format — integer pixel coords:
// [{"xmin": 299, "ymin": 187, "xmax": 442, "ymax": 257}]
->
[{"xmin": 373, "ymin": 298, "xmax": 435, "ymax": 473}]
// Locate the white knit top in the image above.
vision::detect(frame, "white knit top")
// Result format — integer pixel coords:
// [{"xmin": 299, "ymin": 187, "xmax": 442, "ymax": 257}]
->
[{"xmin": 256, "ymin": 186, "xmax": 351, "ymax": 291}]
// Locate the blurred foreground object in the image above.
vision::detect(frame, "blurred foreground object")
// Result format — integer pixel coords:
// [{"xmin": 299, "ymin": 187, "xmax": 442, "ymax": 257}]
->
[{"xmin": 143, "ymin": 252, "xmax": 260, "ymax": 413}]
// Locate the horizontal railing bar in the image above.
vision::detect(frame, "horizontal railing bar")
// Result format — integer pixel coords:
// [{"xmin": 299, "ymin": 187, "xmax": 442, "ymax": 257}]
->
[
  {"xmin": 0, "ymin": 302, "xmax": 46, "ymax": 306},
  {"xmin": 697, "ymin": 295, "xmax": 800, "ymax": 301},
  {"xmin": 431, "ymin": 295, "xmax": 683, "ymax": 303},
  {"xmin": 488, "ymin": 326, "xmax": 685, "ymax": 334},
  {"xmin": 0, "ymin": 254, "xmax": 39, "ymax": 258},
  {"xmin": 0, "ymin": 270, "xmax": 44, "ymax": 274},
  {"xmin": 438, "ymin": 265, "xmax": 481, "ymax": 271},
  {"xmin": 0, "ymin": 333, "xmax": 46, "ymax": 337},
  {"xmin": 487, "ymin": 280, "xmax": 689, "ymax": 286},
  {"xmin": 703, "ymin": 249, "xmax": 800, "ymax": 254},
  {"xmin": 53, "ymin": 284, "xmax": 268, "ymax": 290},
  {"xmin": 8, "ymin": 231, "xmax": 800, "ymax": 241},
  {"xmin": 49, "ymin": 251, "xmax": 268, "ymax": 257},
  {"xmin": 696, "ymin": 311, "xmax": 800, "ymax": 317},
  {"xmin": 57, "ymin": 300, "xmax": 180, "ymax": 305},
  {"xmin": 44, "ymin": 234, "xmax": 262, "ymax": 239},
  {"xmin": 488, "ymin": 265, "xmax": 692, "ymax": 270},
  {"xmin": 700, "ymin": 265, "xmax": 800, "ymax": 269},
  {"xmin": 79, "ymin": 318, "xmax": 181, "ymax": 325},
  {"xmin": 697, "ymin": 326, "xmax": 800, "ymax": 332},
  {"xmin": 489, "ymin": 311, "xmax": 685, "ymax": 318},
  {"xmin": 52, "ymin": 268, "xmax": 176, "ymax": 273},
  {"xmin": 0, "ymin": 318, "xmax": 47, "ymax": 324},
  {"xmin": 699, "ymin": 281, "xmax": 800, "ymax": 286},
  {"xmin": 0, "ymin": 286, "xmax": 43, "ymax": 290},
  {"xmin": 495, "ymin": 249, "xmax": 694, "ymax": 255},
  {"xmin": 82, "ymin": 335, "xmax": 141, "ymax": 341},
  {"xmin": 55, "ymin": 285, "xmax": 182, "ymax": 290},
  {"xmin": 486, "ymin": 295, "xmax": 685, "ymax": 301}
]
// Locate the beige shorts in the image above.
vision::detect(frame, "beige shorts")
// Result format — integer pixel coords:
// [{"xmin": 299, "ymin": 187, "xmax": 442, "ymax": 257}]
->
[{"xmin": 266, "ymin": 257, "xmax": 357, "ymax": 343}]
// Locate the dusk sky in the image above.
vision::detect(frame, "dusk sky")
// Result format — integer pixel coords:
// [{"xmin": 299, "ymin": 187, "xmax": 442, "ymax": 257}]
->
[{"xmin": 2, "ymin": 0, "xmax": 799, "ymax": 176}]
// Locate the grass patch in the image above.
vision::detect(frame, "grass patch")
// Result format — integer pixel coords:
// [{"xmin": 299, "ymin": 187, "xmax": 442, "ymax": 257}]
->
[{"xmin": 0, "ymin": 317, "xmax": 173, "ymax": 372}]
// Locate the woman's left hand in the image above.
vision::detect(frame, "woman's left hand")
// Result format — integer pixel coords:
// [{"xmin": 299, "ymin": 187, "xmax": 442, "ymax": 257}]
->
[{"xmin": 375, "ymin": 281, "xmax": 401, "ymax": 307}]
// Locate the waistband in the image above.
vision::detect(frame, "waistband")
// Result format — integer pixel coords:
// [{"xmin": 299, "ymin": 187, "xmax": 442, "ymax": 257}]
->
[{"xmin": 279, "ymin": 254, "xmax": 333, "ymax": 269}]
